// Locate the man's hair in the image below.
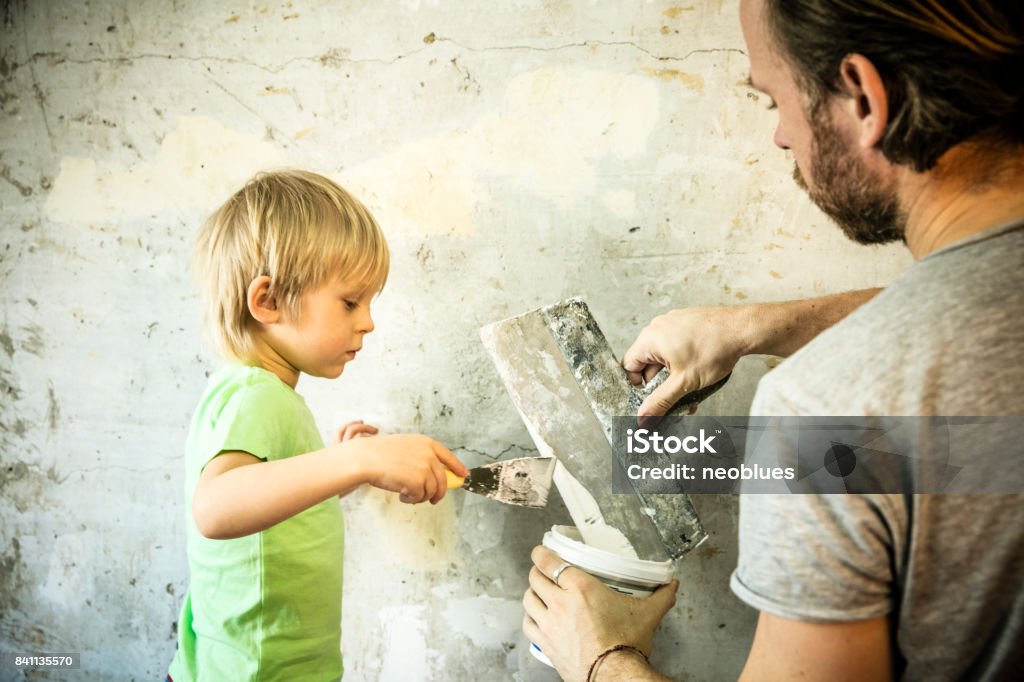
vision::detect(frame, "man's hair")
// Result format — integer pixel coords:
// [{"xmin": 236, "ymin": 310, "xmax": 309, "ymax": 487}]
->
[
  {"xmin": 193, "ymin": 169, "xmax": 389, "ymax": 361},
  {"xmin": 763, "ymin": 0, "xmax": 1023, "ymax": 172}
]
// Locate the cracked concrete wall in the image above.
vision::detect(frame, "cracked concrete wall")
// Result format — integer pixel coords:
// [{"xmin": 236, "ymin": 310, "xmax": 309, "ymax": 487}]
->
[{"xmin": 0, "ymin": 1, "xmax": 912, "ymax": 680}]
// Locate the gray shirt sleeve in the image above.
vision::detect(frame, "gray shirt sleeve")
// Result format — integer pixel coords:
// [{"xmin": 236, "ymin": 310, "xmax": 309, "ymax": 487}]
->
[
  {"xmin": 729, "ymin": 372, "xmax": 906, "ymax": 622},
  {"xmin": 730, "ymin": 492, "xmax": 901, "ymax": 622}
]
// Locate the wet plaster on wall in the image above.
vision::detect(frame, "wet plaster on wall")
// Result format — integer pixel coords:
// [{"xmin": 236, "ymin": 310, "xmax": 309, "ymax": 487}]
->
[{"xmin": 1, "ymin": 1, "xmax": 912, "ymax": 680}]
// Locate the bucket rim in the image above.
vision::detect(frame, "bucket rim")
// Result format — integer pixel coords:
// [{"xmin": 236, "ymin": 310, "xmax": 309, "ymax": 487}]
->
[{"xmin": 542, "ymin": 525, "xmax": 675, "ymax": 586}]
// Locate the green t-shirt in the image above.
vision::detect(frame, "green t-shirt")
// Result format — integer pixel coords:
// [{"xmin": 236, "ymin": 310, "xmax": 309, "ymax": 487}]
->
[{"xmin": 170, "ymin": 365, "xmax": 345, "ymax": 681}]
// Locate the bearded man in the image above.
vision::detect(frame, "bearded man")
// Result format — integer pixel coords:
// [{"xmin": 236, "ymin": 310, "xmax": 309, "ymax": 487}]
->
[{"xmin": 523, "ymin": 1, "xmax": 1024, "ymax": 680}]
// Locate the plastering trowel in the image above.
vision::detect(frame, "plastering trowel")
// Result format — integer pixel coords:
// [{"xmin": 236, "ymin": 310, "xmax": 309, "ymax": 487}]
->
[
  {"xmin": 480, "ymin": 298, "xmax": 728, "ymax": 560},
  {"xmin": 445, "ymin": 456, "xmax": 557, "ymax": 509}
]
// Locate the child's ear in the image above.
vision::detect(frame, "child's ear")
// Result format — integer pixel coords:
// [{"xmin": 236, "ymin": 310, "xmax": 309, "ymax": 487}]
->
[{"xmin": 247, "ymin": 276, "xmax": 280, "ymax": 324}]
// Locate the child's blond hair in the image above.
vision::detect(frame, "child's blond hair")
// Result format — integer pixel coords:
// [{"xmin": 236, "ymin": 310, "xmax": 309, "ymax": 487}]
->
[{"xmin": 193, "ymin": 169, "xmax": 389, "ymax": 362}]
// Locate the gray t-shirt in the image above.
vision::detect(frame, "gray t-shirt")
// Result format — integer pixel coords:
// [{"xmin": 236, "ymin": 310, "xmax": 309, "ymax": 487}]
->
[{"xmin": 730, "ymin": 220, "xmax": 1024, "ymax": 681}]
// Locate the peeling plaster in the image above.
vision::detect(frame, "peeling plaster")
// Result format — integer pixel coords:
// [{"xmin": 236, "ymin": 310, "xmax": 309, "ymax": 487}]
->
[
  {"xmin": 44, "ymin": 115, "xmax": 289, "ymax": 224},
  {"xmin": 443, "ymin": 596, "xmax": 522, "ymax": 650},
  {"xmin": 341, "ymin": 67, "xmax": 660, "ymax": 235}
]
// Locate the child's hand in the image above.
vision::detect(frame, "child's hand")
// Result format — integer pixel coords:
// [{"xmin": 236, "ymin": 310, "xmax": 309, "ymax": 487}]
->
[
  {"xmin": 333, "ymin": 420, "xmax": 379, "ymax": 444},
  {"xmin": 347, "ymin": 434, "xmax": 468, "ymax": 505}
]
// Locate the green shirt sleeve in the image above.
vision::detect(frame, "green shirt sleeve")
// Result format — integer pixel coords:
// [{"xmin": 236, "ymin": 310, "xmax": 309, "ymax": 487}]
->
[{"xmin": 197, "ymin": 370, "xmax": 305, "ymax": 471}]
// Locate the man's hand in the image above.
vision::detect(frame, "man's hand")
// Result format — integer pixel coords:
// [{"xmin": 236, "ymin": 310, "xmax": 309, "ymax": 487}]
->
[
  {"xmin": 624, "ymin": 307, "xmax": 750, "ymax": 420},
  {"xmin": 623, "ymin": 291, "xmax": 881, "ymax": 422},
  {"xmin": 332, "ymin": 419, "xmax": 379, "ymax": 444},
  {"xmin": 522, "ymin": 545, "xmax": 678, "ymax": 681}
]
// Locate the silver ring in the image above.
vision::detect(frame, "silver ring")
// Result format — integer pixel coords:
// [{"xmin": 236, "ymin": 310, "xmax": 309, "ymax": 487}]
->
[{"xmin": 551, "ymin": 561, "xmax": 571, "ymax": 587}]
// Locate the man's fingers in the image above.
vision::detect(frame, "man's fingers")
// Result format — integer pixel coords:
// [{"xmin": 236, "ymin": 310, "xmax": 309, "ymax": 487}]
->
[
  {"xmin": 522, "ymin": 612, "xmax": 545, "ymax": 649},
  {"xmin": 530, "ymin": 545, "xmax": 564, "ymax": 575},
  {"xmin": 529, "ymin": 565, "xmax": 566, "ymax": 604},
  {"xmin": 649, "ymin": 580, "xmax": 679, "ymax": 621},
  {"xmin": 549, "ymin": 562, "xmax": 596, "ymax": 592},
  {"xmin": 622, "ymin": 341, "xmax": 657, "ymax": 374},
  {"xmin": 531, "ymin": 545, "xmax": 582, "ymax": 592},
  {"xmin": 530, "ymin": 546, "xmax": 600, "ymax": 594},
  {"xmin": 638, "ymin": 370, "xmax": 698, "ymax": 419},
  {"xmin": 642, "ymin": 365, "xmax": 661, "ymax": 384},
  {"xmin": 522, "ymin": 586, "xmax": 548, "ymax": 620}
]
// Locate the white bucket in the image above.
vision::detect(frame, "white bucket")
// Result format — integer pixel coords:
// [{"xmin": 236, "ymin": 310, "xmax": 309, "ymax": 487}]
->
[{"xmin": 528, "ymin": 525, "xmax": 676, "ymax": 667}]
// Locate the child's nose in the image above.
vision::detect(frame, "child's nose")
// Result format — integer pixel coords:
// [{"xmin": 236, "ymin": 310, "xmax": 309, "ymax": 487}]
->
[{"xmin": 360, "ymin": 309, "xmax": 374, "ymax": 334}]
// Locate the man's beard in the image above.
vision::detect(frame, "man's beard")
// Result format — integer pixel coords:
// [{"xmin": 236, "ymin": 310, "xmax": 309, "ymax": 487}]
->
[{"xmin": 793, "ymin": 103, "xmax": 906, "ymax": 245}]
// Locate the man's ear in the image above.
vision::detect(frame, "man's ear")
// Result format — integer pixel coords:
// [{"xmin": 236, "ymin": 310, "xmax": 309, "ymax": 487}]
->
[
  {"xmin": 247, "ymin": 275, "xmax": 280, "ymax": 325},
  {"xmin": 838, "ymin": 54, "xmax": 889, "ymax": 150}
]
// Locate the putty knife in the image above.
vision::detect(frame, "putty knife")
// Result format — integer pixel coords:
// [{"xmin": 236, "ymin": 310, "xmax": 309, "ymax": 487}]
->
[{"xmin": 445, "ymin": 456, "xmax": 557, "ymax": 509}]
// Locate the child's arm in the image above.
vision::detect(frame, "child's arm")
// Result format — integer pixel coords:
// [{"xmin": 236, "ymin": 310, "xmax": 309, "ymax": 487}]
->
[{"xmin": 192, "ymin": 434, "xmax": 467, "ymax": 539}]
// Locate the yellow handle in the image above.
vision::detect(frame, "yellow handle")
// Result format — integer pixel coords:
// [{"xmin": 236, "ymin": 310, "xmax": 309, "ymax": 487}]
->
[{"xmin": 445, "ymin": 470, "xmax": 465, "ymax": 489}]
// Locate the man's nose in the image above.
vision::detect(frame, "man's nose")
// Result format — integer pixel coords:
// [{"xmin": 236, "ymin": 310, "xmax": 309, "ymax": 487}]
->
[{"xmin": 773, "ymin": 125, "xmax": 790, "ymax": 150}]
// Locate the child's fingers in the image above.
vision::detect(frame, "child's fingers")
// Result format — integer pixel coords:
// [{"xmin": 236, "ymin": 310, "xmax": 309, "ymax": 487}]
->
[
  {"xmin": 339, "ymin": 423, "xmax": 379, "ymax": 441},
  {"xmin": 429, "ymin": 463, "xmax": 446, "ymax": 504},
  {"xmin": 422, "ymin": 469, "xmax": 438, "ymax": 504},
  {"xmin": 432, "ymin": 442, "xmax": 469, "ymax": 477},
  {"xmin": 333, "ymin": 420, "xmax": 363, "ymax": 443},
  {"xmin": 400, "ymin": 484, "xmax": 425, "ymax": 504}
]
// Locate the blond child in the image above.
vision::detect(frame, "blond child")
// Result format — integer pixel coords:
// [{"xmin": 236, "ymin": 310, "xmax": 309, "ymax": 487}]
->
[{"xmin": 167, "ymin": 170, "xmax": 467, "ymax": 681}]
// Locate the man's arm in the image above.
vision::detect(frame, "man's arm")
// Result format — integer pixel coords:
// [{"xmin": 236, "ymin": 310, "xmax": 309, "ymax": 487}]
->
[
  {"xmin": 741, "ymin": 288, "xmax": 882, "ymax": 357},
  {"xmin": 623, "ymin": 288, "xmax": 881, "ymax": 418},
  {"xmin": 740, "ymin": 611, "xmax": 894, "ymax": 682},
  {"xmin": 580, "ymin": 610, "xmax": 895, "ymax": 682}
]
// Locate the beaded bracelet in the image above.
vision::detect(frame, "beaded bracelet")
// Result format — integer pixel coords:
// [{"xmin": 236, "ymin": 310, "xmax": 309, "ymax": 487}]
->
[{"xmin": 586, "ymin": 644, "xmax": 649, "ymax": 682}]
